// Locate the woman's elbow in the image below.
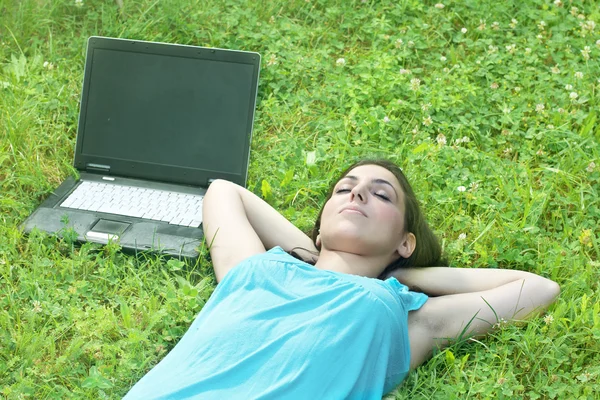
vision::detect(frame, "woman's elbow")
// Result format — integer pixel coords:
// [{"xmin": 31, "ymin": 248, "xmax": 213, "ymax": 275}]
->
[
  {"xmin": 546, "ymin": 278, "xmax": 561, "ymax": 301},
  {"xmin": 537, "ymin": 276, "xmax": 561, "ymax": 307}
]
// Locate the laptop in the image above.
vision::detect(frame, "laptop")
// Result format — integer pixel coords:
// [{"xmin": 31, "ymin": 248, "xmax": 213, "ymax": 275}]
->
[{"xmin": 21, "ymin": 36, "xmax": 261, "ymax": 259}]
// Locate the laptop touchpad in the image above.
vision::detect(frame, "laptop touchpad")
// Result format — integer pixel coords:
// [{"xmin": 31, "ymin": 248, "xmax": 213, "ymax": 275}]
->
[{"xmin": 87, "ymin": 219, "xmax": 131, "ymax": 242}]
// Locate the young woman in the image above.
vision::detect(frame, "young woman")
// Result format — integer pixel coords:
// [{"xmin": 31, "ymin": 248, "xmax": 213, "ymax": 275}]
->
[{"xmin": 124, "ymin": 159, "xmax": 560, "ymax": 399}]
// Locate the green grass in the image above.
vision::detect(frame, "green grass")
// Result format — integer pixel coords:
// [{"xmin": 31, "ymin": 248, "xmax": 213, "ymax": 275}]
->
[{"xmin": 1, "ymin": 0, "xmax": 599, "ymax": 398}]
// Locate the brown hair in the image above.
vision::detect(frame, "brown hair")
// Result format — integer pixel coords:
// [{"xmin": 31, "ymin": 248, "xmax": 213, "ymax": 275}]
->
[{"xmin": 311, "ymin": 159, "xmax": 446, "ymax": 278}]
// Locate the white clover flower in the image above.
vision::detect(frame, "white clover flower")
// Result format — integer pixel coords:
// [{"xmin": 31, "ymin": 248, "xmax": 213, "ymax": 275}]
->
[
  {"xmin": 490, "ymin": 82, "xmax": 499, "ymax": 89},
  {"xmin": 570, "ymin": 92, "xmax": 578, "ymax": 99},
  {"xmin": 503, "ymin": 147, "xmax": 513, "ymax": 155},
  {"xmin": 547, "ymin": 124, "xmax": 555, "ymax": 129},
  {"xmin": 434, "ymin": 3, "xmax": 445, "ymax": 9},
  {"xmin": 407, "ymin": 40, "xmax": 415, "ymax": 47},
  {"xmin": 478, "ymin": 20, "xmax": 486, "ymax": 31},
  {"xmin": 399, "ymin": 68, "xmax": 411, "ymax": 75},
  {"xmin": 587, "ymin": 161, "xmax": 596, "ymax": 172},
  {"xmin": 514, "ymin": 86, "xmax": 521, "ymax": 92},
  {"xmin": 336, "ymin": 58, "xmax": 346, "ymax": 66},
  {"xmin": 458, "ymin": 233, "xmax": 467, "ymax": 240},
  {"xmin": 538, "ymin": 21, "xmax": 547, "ymax": 30},
  {"xmin": 422, "ymin": 115, "xmax": 433, "ymax": 126},
  {"xmin": 565, "ymin": 84, "xmax": 573, "ymax": 90},
  {"xmin": 488, "ymin": 45, "xmax": 498, "ymax": 54},
  {"xmin": 578, "ymin": 14, "xmax": 586, "ymax": 20},
  {"xmin": 510, "ymin": 18, "xmax": 518, "ymax": 29},
  {"xmin": 570, "ymin": 7, "xmax": 578, "ymax": 16},
  {"xmin": 266, "ymin": 54, "xmax": 278, "ymax": 66},
  {"xmin": 382, "ymin": 116, "xmax": 390, "ymax": 123},
  {"xmin": 525, "ymin": 47, "xmax": 532, "ymax": 55},
  {"xmin": 553, "ymin": 0, "xmax": 562, "ymax": 6},
  {"xmin": 421, "ymin": 103, "xmax": 432, "ymax": 111},
  {"xmin": 596, "ymin": 39, "xmax": 600, "ymax": 49},
  {"xmin": 457, "ymin": 186, "xmax": 466, "ymax": 192},
  {"xmin": 581, "ymin": 46, "xmax": 591, "ymax": 60},
  {"xmin": 506, "ymin": 44, "xmax": 516, "ymax": 54},
  {"xmin": 436, "ymin": 133, "xmax": 447, "ymax": 146},
  {"xmin": 575, "ymin": 71, "xmax": 584, "ymax": 79},
  {"xmin": 32, "ymin": 300, "xmax": 42, "ymax": 313},
  {"xmin": 461, "ymin": 27, "xmax": 467, "ymax": 34},
  {"xmin": 75, "ymin": 0, "xmax": 83, "ymax": 6},
  {"xmin": 543, "ymin": 314, "xmax": 554, "ymax": 325},
  {"xmin": 443, "ymin": 67, "xmax": 450, "ymax": 73},
  {"xmin": 395, "ymin": 39, "xmax": 404, "ymax": 48},
  {"xmin": 535, "ymin": 103, "xmax": 545, "ymax": 113},
  {"xmin": 537, "ymin": 34, "xmax": 544, "ymax": 40},
  {"xmin": 494, "ymin": 317, "xmax": 508, "ymax": 329},
  {"xmin": 409, "ymin": 78, "xmax": 421, "ymax": 91},
  {"xmin": 557, "ymin": 107, "xmax": 565, "ymax": 113},
  {"xmin": 440, "ymin": 55, "xmax": 447, "ymax": 62},
  {"xmin": 502, "ymin": 106, "xmax": 511, "ymax": 114},
  {"xmin": 551, "ymin": 65, "xmax": 560, "ymax": 74},
  {"xmin": 470, "ymin": 182, "xmax": 479, "ymax": 191},
  {"xmin": 492, "ymin": 21, "xmax": 500, "ymax": 30}
]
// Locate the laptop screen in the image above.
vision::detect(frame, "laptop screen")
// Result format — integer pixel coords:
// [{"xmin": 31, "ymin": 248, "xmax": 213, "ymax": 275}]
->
[{"xmin": 74, "ymin": 38, "xmax": 260, "ymax": 187}]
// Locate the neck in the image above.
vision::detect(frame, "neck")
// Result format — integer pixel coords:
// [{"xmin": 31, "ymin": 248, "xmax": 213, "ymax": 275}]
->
[{"xmin": 314, "ymin": 249, "xmax": 392, "ymax": 278}]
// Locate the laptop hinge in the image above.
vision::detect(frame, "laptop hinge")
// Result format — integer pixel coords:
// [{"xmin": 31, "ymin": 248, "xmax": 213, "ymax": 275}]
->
[{"xmin": 86, "ymin": 163, "xmax": 111, "ymax": 173}]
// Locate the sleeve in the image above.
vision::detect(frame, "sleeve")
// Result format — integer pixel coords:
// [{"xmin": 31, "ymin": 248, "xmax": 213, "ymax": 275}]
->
[{"xmin": 386, "ymin": 277, "xmax": 428, "ymax": 311}]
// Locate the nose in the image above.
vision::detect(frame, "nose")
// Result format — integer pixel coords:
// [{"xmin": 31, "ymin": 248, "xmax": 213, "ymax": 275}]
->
[{"xmin": 350, "ymin": 184, "xmax": 367, "ymax": 203}]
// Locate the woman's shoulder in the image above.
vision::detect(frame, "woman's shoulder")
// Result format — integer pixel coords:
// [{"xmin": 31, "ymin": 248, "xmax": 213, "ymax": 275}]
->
[{"xmin": 383, "ymin": 277, "xmax": 429, "ymax": 312}]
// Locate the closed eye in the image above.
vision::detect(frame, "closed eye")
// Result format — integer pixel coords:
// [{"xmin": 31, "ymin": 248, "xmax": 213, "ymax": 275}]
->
[
  {"xmin": 375, "ymin": 192, "xmax": 390, "ymax": 201},
  {"xmin": 335, "ymin": 188, "xmax": 351, "ymax": 194}
]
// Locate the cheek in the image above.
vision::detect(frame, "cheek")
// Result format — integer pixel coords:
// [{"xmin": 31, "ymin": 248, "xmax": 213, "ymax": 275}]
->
[
  {"xmin": 380, "ymin": 208, "xmax": 405, "ymax": 233},
  {"xmin": 320, "ymin": 200, "xmax": 335, "ymax": 225}
]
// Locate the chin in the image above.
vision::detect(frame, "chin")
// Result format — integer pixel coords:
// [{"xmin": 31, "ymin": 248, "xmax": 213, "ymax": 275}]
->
[{"xmin": 323, "ymin": 235, "xmax": 375, "ymax": 255}]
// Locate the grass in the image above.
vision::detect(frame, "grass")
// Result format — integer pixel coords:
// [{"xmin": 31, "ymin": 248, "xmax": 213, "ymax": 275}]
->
[{"xmin": 1, "ymin": 0, "xmax": 599, "ymax": 398}]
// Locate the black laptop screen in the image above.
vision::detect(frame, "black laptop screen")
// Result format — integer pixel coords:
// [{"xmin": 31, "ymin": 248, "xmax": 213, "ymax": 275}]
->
[{"xmin": 79, "ymin": 47, "xmax": 255, "ymax": 183}]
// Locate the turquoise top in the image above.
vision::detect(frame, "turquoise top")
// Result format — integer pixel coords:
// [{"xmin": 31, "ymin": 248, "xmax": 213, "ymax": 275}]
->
[{"xmin": 124, "ymin": 247, "xmax": 428, "ymax": 399}]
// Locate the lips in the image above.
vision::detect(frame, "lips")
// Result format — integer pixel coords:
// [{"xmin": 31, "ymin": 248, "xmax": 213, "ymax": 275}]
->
[{"xmin": 340, "ymin": 205, "xmax": 366, "ymax": 217}]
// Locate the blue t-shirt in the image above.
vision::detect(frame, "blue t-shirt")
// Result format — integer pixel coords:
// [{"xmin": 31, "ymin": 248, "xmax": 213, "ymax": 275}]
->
[{"xmin": 124, "ymin": 247, "xmax": 428, "ymax": 399}]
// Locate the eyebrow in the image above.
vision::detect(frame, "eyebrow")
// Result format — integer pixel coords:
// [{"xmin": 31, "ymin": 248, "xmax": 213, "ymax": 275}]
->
[{"xmin": 341, "ymin": 175, "xmax": 399, "ymax": 198}]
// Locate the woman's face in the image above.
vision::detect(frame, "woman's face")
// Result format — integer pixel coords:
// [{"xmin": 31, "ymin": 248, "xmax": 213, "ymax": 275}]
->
[{"xmin": 318, "ymin": 164, "xmax": 410, "ymax": 259}]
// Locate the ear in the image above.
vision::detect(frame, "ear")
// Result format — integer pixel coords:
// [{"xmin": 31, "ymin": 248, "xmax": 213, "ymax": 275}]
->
[{"xmin": 396, "ymin": 232, "xmax": 416, "ymax": 259}]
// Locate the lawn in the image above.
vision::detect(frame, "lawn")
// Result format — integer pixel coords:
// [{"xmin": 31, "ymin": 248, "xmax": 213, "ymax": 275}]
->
[{"xmin": 1, "ymin": 0, "xmax": 599, "ymax": 398}]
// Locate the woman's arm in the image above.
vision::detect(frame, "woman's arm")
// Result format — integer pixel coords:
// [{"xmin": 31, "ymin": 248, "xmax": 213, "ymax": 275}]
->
[
  {"xmin": 202, "ymin": 179, "xmax": 317, "ymax": 282},
  {"xmin": 400, "ymin": 267, "xmax": 560, "ymax": 369},
  {"xmin": 390, "ymin": 267, "xmax": 555, "ymax": 297}
]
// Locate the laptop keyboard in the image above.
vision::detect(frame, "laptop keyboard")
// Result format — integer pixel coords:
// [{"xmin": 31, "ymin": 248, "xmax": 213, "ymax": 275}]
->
[{"xmin": 60, "ymin": 181, "xmax": 203, "ymax": 227}]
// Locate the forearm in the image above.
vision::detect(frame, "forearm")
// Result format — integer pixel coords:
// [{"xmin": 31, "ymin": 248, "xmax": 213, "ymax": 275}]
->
[
  {"xmin": 205, "ymin": 179, "xmax": 317, "ymax": 253},
  {"xmin": 391, "ymin": 267, "xmax": 556, "ymax": 297}
]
